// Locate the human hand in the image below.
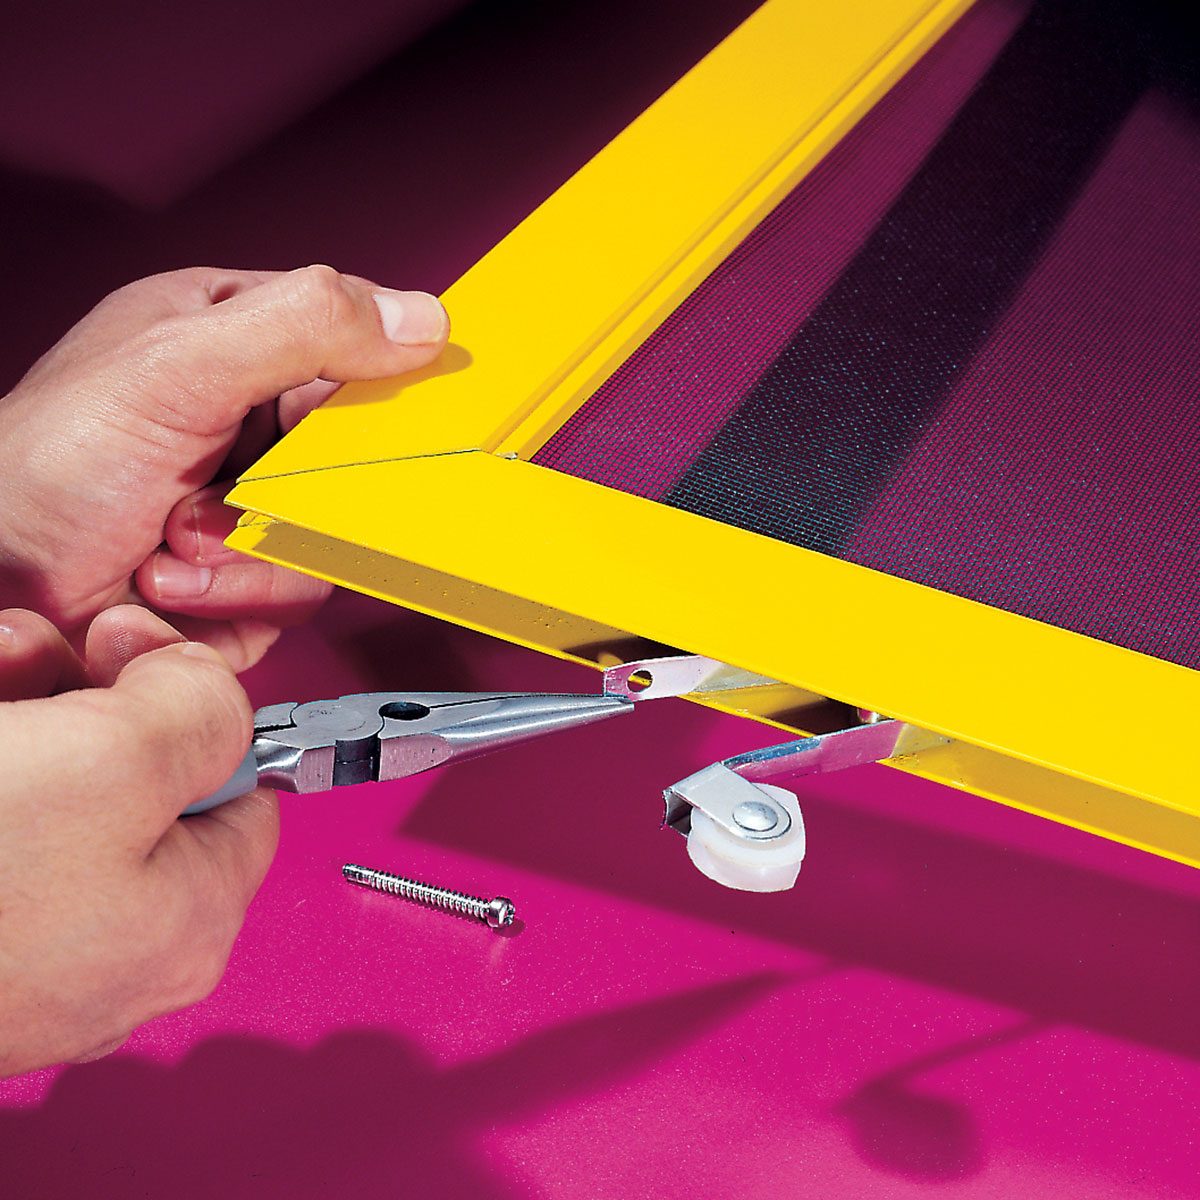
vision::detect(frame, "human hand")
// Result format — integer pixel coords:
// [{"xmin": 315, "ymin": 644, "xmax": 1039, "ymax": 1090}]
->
[
  {"xmin": 0, "ymin": 266, "xmax": 449, "ymax": 669},
  {"xmin": 0, "ymin": 604, "xmax": 277, "ymax": 1078}
]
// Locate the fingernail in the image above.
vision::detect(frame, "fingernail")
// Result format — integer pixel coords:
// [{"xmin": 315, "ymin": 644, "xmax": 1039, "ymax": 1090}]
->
[
  {"xmin": 184, "ymin": 494, "xmax": 234, "ymax": 563},
  {"xmin": 152, "ymin": 554, "xmax": 212, "ymax": 599},
  {"xmin": 0, "ymin": 623, "xmax": 14, "ymax": 648},
  {"xmin": 178, "ymin": 641, "xmax": 229, "ymax": 665},
  {"xmin": 372, "ymin": 290, "xmax": 447, "ymax": 345}
]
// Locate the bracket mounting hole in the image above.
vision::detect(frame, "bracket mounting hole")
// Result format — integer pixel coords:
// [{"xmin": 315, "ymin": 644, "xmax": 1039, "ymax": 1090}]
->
[{"xmin": 626, "ymin": 669, "xmax": 654, "ymax": 693}]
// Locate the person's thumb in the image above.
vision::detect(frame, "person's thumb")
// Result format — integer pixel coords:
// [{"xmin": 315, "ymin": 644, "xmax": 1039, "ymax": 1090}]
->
[
  {"xmin": 85, "ymin": 604, "xmax": 188, "ymax": 687},
  {"xmin": 0, "ymin": 635, "xmax": 251, "ymax": 839},
  {"xmin": 105, "ymin": 639, "xmax": 253, "ymax": 835},
  {"xmin": 130, "ymin": 265, "xmax": 449, "ymax": 436}
]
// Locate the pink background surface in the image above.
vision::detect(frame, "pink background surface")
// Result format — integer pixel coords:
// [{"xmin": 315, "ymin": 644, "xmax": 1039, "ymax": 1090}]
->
[
  {"xmin": 4, "ymin": 593, "xmax": 1200, "ymax": 1197},
  {"xmin": 2, "ymin": 3, "xmax": 1199, "ymax": 1196},
  {"xmin": 0, "ymin": 0, "xmax": 469, "ymax": 207}
]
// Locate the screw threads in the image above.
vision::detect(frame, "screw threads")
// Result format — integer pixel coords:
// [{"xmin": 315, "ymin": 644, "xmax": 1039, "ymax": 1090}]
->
[{"xmin": 342, "ymin": 864, "xmax": 515, "ymax": 929}]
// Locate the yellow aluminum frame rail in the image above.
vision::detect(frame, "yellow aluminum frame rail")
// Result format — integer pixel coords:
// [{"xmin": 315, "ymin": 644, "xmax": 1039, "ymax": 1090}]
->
[{"xmin": 226, "ymin": 0, "xmax": 1200, "ymax": 866}]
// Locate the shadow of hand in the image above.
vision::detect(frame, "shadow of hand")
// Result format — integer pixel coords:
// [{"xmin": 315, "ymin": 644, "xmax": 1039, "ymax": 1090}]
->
[{"xmin": 0, "ymin": 974, "xmax": 785, "ymax": 1199}]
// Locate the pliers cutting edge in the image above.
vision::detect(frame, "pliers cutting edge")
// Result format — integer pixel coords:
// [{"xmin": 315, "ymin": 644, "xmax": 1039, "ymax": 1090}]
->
[{"xmin": 186, "ymin": 690, "xmax": 633, "ymax": 815}]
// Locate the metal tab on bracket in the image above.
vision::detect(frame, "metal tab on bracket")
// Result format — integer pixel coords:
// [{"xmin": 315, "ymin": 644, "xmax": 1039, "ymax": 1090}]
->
[
  {"xmin": 664, "ymin": 719, "xmax": 949, "ymax": 839},
  {"xmin": 603, "ymin": 654, "xmax": 777, "ymax": 701},
  {"xmin": 723, "ymin": 719, "xmax": 951, "ymax": 785}
]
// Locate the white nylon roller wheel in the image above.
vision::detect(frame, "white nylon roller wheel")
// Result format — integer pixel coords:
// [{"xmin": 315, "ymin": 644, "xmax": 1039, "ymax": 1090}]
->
[{"xmin": 686, "ymin": 783, "xmax": 806, "ymax": 892}]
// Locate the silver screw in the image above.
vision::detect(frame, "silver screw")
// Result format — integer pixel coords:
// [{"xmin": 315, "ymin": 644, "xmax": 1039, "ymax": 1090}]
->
[{"xmin": 342, "ymin": 863, "xmax": 516, "ymax": 930}]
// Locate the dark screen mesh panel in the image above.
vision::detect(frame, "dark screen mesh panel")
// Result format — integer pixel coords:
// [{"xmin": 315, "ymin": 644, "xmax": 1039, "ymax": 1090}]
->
[{"xmin": 533, "ymin": 0, "xmax": 1200, "ymax": 671}]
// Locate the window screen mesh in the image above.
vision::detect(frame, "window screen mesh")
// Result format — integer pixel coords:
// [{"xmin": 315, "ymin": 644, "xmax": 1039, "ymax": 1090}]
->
[{"xmin": 533, "ymin": 0, "xmax": 1200, "ymax": 671}]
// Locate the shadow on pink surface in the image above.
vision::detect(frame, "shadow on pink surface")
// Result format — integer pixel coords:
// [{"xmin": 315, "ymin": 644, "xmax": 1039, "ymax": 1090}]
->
[
  {"xmin": 229, "ymin": 596, "xmax": 1200, "ymax": 1186},
  {"xmin": 406, "ymin": 739, "xmax": 1200, "ymax": 1049},
  {"xmin": 834, "ymin": 1018, "xmax": 1046, "ymax": 1182},
  {"xmin": 0, "ymin": 0, "xmax": 759, "ymax": 395},
  {"xmin": 239, "ymin": 592, "xmax": 1200, "ymax": 1076},
  {"xmin": 400, "ymin": 719, "xmax": 1200, "ymax": 1183},
  {"xmin": 0, "ymin": 0, "xmax": 469, "ymax": 207},
  {"xmin": 0, "ymin": 974, "xmax": 784, "ymax": 1197},
  {"xmin": 395, "ymin": 662, "xmax": 1200, "ymax": 1069}
]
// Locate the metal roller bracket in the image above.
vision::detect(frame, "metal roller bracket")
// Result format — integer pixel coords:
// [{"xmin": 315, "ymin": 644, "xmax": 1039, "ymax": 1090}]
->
[
  {"xmin": 608, "ymin": 654, "xmax": 952, "ymax": 847},
  {"xmin": 665, "ymin": 719, "xmax": 951, "ymax": 852}
]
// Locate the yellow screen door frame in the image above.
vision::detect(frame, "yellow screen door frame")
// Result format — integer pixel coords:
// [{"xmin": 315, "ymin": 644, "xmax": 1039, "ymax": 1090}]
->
[{"xmin": 225, "ymin": 0, "xmax": 1200, "ymax": 868}]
